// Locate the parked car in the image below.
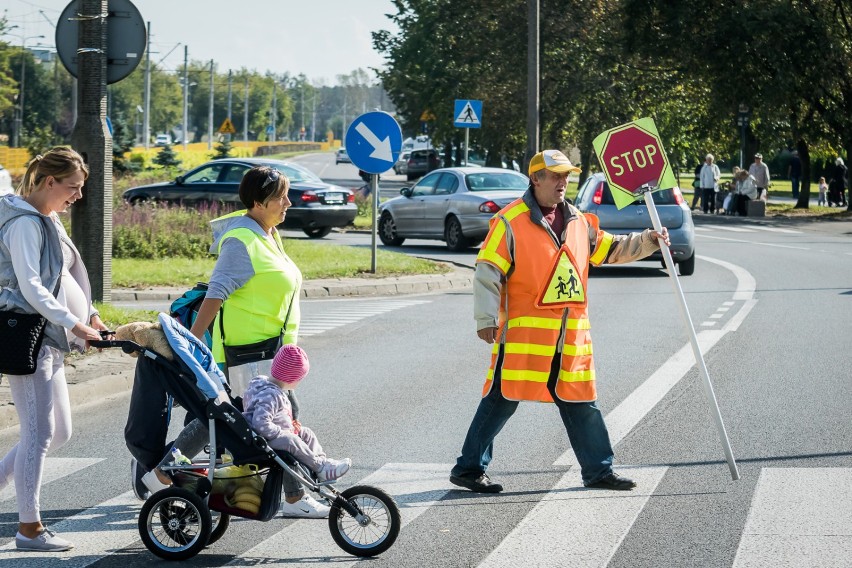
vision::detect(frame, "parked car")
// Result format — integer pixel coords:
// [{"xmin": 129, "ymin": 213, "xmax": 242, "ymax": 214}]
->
[
  {"xmin": 122, "ymin": 158, "xmax": 357, "ymax": 238},
  {"xmin": 378, "ymin": 166, "xmax": 529, "ymax": 251},
  {"xmin": 393, "ymin": 151, "xmax": 411, "ymax": 175},
  {"xmin": 405, "ymin": 148, "xmax": 441, "ymax": 181},
  {"xmin": 0, "ymin": 163, "xmax": 13, "ymax": 195},
  {"xmin": 154, "ymin": 134, "xmax": 173, "ymax": 147},
  {"xmin": 335, "ymin": 147, "xmax": 351, "ymax": 164},
  {"xmin": 574, "ymin": 172, "xmax": 696, "ymax": 275}
]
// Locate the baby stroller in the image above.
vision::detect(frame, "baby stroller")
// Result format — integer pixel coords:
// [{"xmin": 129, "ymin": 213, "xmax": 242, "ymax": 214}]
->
[{"xmin": 94, "ymin": 314, "xmax": 400, "ymax": 561}]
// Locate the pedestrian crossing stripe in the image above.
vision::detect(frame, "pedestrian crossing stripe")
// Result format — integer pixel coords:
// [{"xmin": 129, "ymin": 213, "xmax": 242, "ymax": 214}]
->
[
  {"xmin": 455, "ymin": 102, "xmax": 480, "ymax": 125},
  {"xmin": 536, "ymin": 245, "xmax": 587, "ymax": 308}
]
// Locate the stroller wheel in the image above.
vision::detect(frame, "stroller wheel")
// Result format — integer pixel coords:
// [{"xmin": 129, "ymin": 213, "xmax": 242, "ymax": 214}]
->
[
  {"xmin": 329, "ymin": 485, "xmax": 401, "ymax": 557},
  {"xmin": 139, "ymin": 487, "xmax": 212, "ymax": 560},
  {"xmin": 206, "ymin": 510, "xmax": 230, "ymax": 546}
]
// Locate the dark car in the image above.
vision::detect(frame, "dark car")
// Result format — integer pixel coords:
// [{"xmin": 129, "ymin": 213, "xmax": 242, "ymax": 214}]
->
[
  {"xmin": 122, "ymin": 158, "xmax": 357, "ymax": 238},
  {"xmin": 574, "ymin": 172, "xmax": 696, "ymax": 275},
  {"xmin": 378, "ymin": 166, "xmax": 529, "ymax": 250},
  {"xmin": 405, "ymin": 148, "xmax": 441, "ymax": 181}
]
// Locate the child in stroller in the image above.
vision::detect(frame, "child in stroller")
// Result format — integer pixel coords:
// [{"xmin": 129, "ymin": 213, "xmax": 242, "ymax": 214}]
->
[{"xmin": 97, "ymin": 313, "xmax": 400, "ymax": 561}]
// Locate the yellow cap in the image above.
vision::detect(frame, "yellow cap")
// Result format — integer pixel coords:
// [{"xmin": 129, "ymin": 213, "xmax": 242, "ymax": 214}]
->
[{"xmin": 528, "ymin": 149, "xmax": 581, "ymax": 176}]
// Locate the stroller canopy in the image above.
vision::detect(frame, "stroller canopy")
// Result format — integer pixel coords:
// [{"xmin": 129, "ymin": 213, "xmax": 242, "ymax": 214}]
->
[{"xmin": 158, "ymin": 313, "xmax": 227, "ymax": 400}]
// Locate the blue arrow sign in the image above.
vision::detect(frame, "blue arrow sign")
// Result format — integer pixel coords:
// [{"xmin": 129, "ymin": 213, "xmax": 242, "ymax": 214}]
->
[
  {"xmin": 345, "ymin": 111, "xmax": 403, "ymax": 174},
  {"xmin": 454, "ymin": 100, "xmax": 483, "ymax": 129}
]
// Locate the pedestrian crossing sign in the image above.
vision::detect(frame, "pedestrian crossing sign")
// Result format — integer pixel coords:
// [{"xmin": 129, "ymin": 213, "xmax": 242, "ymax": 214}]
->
[
  {"xmin": 536, "ymin": 246, "xmax": 587, "ymax": 309},
  {"xmin": 218, "ymin": 117, "xmax": 236, "ymax": 134},
  {"xmin": 454, "ymin": 99, "xmax": 482, "ymax": 128}
]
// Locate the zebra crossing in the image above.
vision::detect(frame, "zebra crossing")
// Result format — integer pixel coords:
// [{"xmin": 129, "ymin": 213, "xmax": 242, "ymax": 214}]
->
[
  {"xmin": 299, "ymin": 298, "xmax": 433, "ymax": 337},
  {"xmin": 2, "ymin": 458, "xmax": 850, "ymax": 566},
  {"xmin": 695, "ymin": 224, "xmax": 803, "ymax": 234}
]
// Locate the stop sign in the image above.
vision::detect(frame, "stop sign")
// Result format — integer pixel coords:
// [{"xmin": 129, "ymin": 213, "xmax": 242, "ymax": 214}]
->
[{"xmin": 594, "ymin": 119, "xmax": 672, "ymax": 195}]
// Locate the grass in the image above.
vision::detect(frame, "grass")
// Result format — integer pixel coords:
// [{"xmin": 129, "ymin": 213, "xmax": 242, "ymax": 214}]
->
[
  {"xmin": 93, "ymin": 302, "xmax": 158, "ymax": 328},
  {"xmin": 112, "ymin": 238, "xmax": 448, "ymax": 288}
]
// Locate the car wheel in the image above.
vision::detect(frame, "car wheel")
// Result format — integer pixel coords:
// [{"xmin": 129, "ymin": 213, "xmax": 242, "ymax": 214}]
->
[
  {"xmin": 445, "ymin": 216, "xmax": 473, "ymax": 251},
  {"xmin": 303, "ymin": 226, "xmax": 333, "ymax": 238},
  {"xmin": 678, "ymin": 254, "xmax": 695, "ymax": 276},
  {"xmin": 378, "ymin": 212, "xmax": 405, "ymax": 246}
]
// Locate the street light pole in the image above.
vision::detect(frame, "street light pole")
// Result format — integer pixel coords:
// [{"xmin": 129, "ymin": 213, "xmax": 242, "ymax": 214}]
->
[
  {"xmin": 182, "ymin": 45, "xmax": 188, "ymax": 150},
  {"xmin": 11, "ymin": 33, "xmax": 45, "ymax": 148},
  {"xmin": 737, "ymin": 104, "xmax": 750, "ymax": 169}
]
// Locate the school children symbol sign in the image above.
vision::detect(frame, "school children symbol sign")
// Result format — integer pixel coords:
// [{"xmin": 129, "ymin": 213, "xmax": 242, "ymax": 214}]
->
[
  {"xmin": 536, "ymin": 246, "xmax": 587, "ymax": 309},
  {"xmin": 592, "ymin": 117, "xmax": 677, "ymax": 209}
]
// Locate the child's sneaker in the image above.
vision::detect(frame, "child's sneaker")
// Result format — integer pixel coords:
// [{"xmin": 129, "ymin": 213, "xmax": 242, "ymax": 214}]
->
[{"xmin": 317, "ymin": 458, "xmax": 351, "ymax": 482}]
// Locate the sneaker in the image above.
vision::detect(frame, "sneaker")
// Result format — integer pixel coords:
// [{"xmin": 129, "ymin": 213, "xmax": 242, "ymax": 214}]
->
[
  {"xmin": 584, "ymin": 472, "xmax": 637, "ymax": 491},
  {"xmin": 142, "ymin": 469, "xmax": 172, "ymax": 494},
  {"xmin": 16, "ymin": 528, "xmax": 74, "ymax": 552},
  {"xmin": 317, "ymin": 458, "xmax": 351, "ymax": 482},
  {"xmin": 130, "ymin": 458, "xmax": 150, "ymax": 501},
  {"xmin": 278, "ymin": 494, "xmax": 330, "ymax": 519},
  {"xmin": 449, "ymin": 473, "xmax": 503, "ymax": 493}
]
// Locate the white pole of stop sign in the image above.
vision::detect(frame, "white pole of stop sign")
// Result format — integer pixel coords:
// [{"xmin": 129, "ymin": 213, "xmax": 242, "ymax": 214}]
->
[{"xmin": 642, "ymin": 186, "xmax": 740, "ymax": 481}]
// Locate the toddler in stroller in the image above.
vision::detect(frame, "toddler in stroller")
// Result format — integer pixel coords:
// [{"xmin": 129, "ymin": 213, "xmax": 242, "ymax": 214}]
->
[{"xmin": 97, "ymin": 314, "xmax": 400, "ymax": 561}]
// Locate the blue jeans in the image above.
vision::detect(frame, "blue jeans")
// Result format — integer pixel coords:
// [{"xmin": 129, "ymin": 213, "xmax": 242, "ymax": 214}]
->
[{"xmin": 452, "ymin": 352, "xmax": 615, "ymax": 485}]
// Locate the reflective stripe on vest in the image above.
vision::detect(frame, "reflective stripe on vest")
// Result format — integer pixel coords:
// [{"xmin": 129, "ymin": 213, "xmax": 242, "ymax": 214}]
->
[
  {"xmin": 479, "ymin": 201, "xmax": 597, "ymax": 403},
  {"xmin": 212, "ymin": 227, "xmax": 302, "ymax": 363}
]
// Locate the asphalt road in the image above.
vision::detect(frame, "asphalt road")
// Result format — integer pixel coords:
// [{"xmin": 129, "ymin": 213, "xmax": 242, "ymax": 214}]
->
[{"xmin": 2, "ymin": 154, "xmax": 851, "ymax": 566}]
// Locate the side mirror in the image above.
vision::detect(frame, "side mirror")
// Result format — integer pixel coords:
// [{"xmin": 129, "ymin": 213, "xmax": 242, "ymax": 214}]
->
[
  {"xmin": 400, "ymin": 187, "xmax": 412, "ymax": 197},
  {"xmin": 175, "ymin": 176, "xmax": 184, "ymax": 185}
]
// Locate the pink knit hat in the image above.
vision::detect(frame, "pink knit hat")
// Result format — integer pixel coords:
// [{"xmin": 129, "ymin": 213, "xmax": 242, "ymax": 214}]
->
[{"xmin": 270, "ymin": 344, "xmax": 310, "ymax": 385}]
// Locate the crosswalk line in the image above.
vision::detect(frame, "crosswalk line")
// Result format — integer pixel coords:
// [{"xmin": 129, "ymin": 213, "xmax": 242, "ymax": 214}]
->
[
  {"xmin": 733, "ymin": 468, "xmax": 852, "ymax": 567},
  {"xmin": 746, "ymin": 226, "xmax": 802, "ymax": 234},
  {"xmin": 479, "ymin": 466, "xmax": 668, "ymax": 568},
  {"xmin": 0, "ymin": 458, "xmax": 104, "ymax": 502},
  {"xmin": 701, "ymin": 225, "xmax": 756, "ymax": 232},
  {"xmin": 0, "ymin": 490, "xmax": 142, "ymax": 564},
  {"xmin": 301, "ymin": 299, "xmax": 432, "ymax": 337},
  {"xmin": 231, "ymin": 462, "xmax": 452, "ymax": 567}
]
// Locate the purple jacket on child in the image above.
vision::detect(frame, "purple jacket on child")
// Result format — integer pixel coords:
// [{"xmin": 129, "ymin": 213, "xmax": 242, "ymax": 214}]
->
[{"xmin": 242, "ymin": 376, "xmax": 299, "ymax": 442}]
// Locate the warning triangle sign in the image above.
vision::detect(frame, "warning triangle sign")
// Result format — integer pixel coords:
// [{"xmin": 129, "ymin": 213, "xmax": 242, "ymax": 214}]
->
[
  {"xmin": 455, "ymin": 102, "xmax": 480, "ymax": 125},
  {"xmin": 536, "ymin": 246, "xmax": 588, "ymax": 309},
  {"xmin": 218, "ymin": 117, "xmax": 236, "ymax": 134}
]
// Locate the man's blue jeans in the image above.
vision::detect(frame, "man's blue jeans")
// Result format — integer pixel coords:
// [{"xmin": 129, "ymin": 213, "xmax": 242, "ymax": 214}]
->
[{"xmin": 452, "ymin": 354, "xmax": 615, "ymax": 486}]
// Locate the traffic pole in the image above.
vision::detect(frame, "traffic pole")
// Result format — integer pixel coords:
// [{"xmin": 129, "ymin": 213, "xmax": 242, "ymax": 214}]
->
[
  {"xmin": 371, "ymin": 174, "xmax": 379, "ymax": 274},
  {"xmin": 641, "ymin": 185, "xmax": 739, "ymax": 481}
]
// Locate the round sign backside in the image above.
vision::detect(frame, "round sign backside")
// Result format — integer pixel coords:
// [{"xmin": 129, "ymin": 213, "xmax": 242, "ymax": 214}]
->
[{"xmin": 55, "ymin": 0, "xmax": 146, "ymax": 84}]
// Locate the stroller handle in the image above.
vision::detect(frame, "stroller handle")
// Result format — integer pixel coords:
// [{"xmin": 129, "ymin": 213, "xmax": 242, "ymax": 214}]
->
[{"xmin": 90, "ymin": 339, "xmax": 145, "ymax": 356}]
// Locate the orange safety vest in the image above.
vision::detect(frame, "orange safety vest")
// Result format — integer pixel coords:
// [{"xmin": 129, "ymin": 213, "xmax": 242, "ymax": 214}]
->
[{"xmin": 476, "ymin": 197, "xmax": 614, "ymax": 403}]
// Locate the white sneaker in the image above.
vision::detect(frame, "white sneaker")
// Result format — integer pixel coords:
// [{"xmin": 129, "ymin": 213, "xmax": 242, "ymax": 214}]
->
[
  {"xmin": 278, "ymin": 494, "xmax": 330, "ymax": 518},
  {"xmin": 142, "ymin": 469, "xmax": 171, "ymax": 494},
  {"xmin": 16, "ymin": 529, "xmax": 75, "ymax": 552},
  {"xmin": 317, "ymin": 458, "xmax": 351, "ymax": 482}
]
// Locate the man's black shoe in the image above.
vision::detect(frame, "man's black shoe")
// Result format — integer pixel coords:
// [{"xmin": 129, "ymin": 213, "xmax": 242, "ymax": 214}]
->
[
  {"xmin": 449, "ymin": 473, "xmax": 504, "ymax": 493},
  {"xmin": 584, "ymin": 472, "xmax": 637, "ymax": 491}
]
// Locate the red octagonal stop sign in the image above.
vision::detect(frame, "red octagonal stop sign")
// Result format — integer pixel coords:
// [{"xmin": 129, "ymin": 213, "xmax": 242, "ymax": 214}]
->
[{"xmin": 597, "ymin": 123, "xmax": 667, "ymax": 194}]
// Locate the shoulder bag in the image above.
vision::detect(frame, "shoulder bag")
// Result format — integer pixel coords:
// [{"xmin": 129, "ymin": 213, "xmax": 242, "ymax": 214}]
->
[{"xmin": 0, "ymin": 279, "xmax": 62, "ymax": 375}]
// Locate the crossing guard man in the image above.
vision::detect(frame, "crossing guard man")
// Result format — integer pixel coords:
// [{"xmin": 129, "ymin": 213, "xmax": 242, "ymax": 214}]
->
[{"xmin": 450, "ymin": 149, "xmax": 670, "ymax": 493}]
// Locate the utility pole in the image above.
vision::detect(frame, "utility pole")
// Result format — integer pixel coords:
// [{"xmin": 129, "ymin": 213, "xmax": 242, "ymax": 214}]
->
[
  {"xmin": 226, "ymin": 69, "xmax": 232, "ymax": 143},
  {"xmin": 525, "ymin": 0, "xmax": 540, "ymax": 171},
  {"xmin": 70, "ymin": 0, "xmax": 112, "ymax": 302},
  {"xmin": 270, "ymin": 81, "xmax": 277, "ymax": 142},
  {"xmin": 182, "ymin": 45, "xmax": 188, "ymax": 150},
  {"xmin": 311, "ymin": 95, "xmax": 316, "ymax": 142},
  {"xmin": 143, "ymin": 21, "xmax": 151, "ymax": 149},
  {"xmin": 207, "ymin": 59, "xmax": 214, "ymax": 150},
  {"xmin": 243, "ymin": 77, "xmax": 249, "ymax": 142}
]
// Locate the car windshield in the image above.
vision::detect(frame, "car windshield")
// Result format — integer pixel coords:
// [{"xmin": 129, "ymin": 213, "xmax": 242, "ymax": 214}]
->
[
  {"xmin": 271, "ymin": 163, "xmax": 321, "ymax": 184},
  {"xmin": 599, "ymin": 182, "xmax": 678, "ymax": 205},
  {"xmin": 464, "ymin": 172, "xmax": 529, "ymax": 192}
]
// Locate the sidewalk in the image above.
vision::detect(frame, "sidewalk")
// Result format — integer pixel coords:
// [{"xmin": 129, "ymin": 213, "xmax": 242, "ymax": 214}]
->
[{"xmin": 0, "ymin": 264, "xmax": 474, "ymax": 433}]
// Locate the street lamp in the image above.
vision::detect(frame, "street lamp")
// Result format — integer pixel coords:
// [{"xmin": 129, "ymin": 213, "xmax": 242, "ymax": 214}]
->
[
  {"xmin": 6, "ymin": 31, "xmax": 46, "ymax": 147},
  {"xmin": 737, "ymin": 104, "xmax": 750, "ymax": 169}
]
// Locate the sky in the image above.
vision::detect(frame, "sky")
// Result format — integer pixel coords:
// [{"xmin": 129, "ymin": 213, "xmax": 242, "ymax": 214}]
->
[{"xmin": 2, "ymin": 0, "xmax": 400, "ymax": 83}]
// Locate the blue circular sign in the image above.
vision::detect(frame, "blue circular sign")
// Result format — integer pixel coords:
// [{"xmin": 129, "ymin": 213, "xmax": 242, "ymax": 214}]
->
[{"xmin": 345, "ymin": 111, "xmax": 402, "ymax": 174}]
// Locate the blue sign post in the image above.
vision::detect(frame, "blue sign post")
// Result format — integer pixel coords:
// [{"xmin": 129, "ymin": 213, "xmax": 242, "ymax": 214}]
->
[
  {"xmin": 453, "ymin": 100, "xmax": 483, "ymax": 166},
  {"xmin": 345, "ymin": 111, "xmax": 403, "ymax": 273}
]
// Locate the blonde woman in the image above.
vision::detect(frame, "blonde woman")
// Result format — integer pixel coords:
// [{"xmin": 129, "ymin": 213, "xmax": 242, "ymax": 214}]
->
[{"xmin": 0, "ymin": 147, "xmax": 109, "ymax": 552}]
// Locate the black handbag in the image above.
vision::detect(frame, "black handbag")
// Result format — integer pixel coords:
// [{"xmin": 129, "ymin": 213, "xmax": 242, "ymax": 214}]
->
[
  {"xmin": 219, "ymin": 293, "xmax": 294, "ymax": 369},
  {"xmin": 0, "ymin": 280, "xmax": 62, "ymax": 376}
]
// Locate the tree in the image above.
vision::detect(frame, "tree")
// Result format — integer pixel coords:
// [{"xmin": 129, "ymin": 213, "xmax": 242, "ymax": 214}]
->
[
  {"xmin": 153, "ymin": 143, "xmax": 181, "ymax": 169},
  {"xmin": 212, "ymin": 136, "xmax": 232, "ymax": 159}
]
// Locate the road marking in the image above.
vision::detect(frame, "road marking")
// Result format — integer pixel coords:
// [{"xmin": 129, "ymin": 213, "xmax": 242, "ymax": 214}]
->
[
  {"xmin": 0, "ymin": 458, "xmax": 104, "ymax": 502},
  {"xmin": 300, "ymin": 299, "xmax": 432, "ymax": 337},
  {"xmin": 733, "ymin": 468, "xmax": 852, "ymax": 567},
  {"xmin": 746, "ymin": 226, "xmax": 802, "ymax": 234},
  {"xmin": 479, "ymin": 466, "xmax": 668, "ymax": 568},
  {"xmin": 701, "ymin": 225, "xmax": 756, "ymax": 232},
  {"xmin": 231, "ymin": 463, "xmax": 452, "ymax": 567},
  {"xmin": 0, "ymin": 490, "xmax": 141, "ymax": 564}
]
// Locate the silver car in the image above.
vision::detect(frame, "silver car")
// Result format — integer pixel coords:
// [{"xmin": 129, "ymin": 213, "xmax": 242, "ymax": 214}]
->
[
  {"xmin": 378, "ymin": 166, "xmax": 529, "ymax": 251},
  {"xmin": 574, "ymin": 172, "xmax": 696, "ymax": 275}
]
